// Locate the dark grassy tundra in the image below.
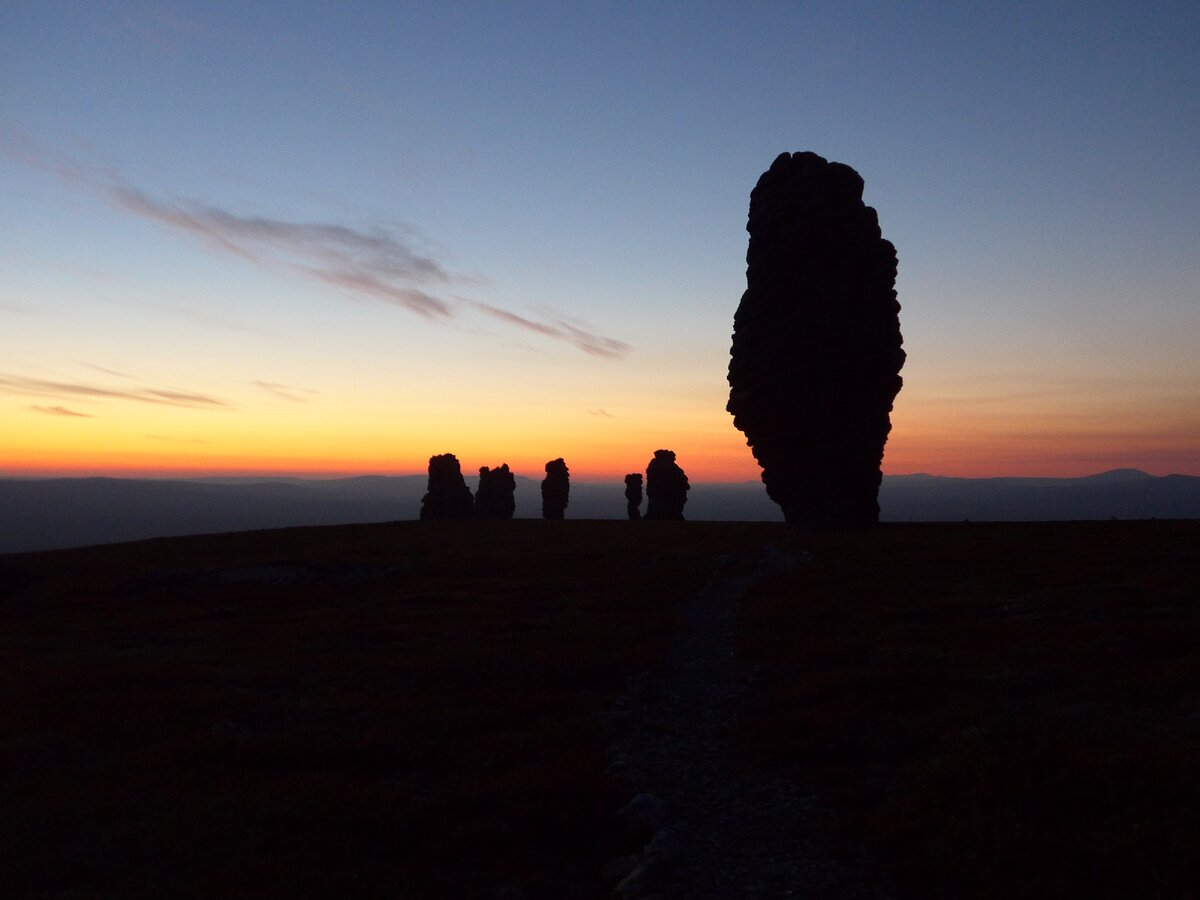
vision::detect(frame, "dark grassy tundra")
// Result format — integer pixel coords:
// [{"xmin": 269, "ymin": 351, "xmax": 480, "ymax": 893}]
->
[{"xmin": 2, "ymin": 520, "xmax": 1197, "ymax": 898}]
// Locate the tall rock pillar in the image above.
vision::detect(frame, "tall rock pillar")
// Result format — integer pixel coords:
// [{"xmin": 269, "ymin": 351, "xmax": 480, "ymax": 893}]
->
[{"xmin": 727, "ymin": 152, "xmax": 904, "ymax": 528}]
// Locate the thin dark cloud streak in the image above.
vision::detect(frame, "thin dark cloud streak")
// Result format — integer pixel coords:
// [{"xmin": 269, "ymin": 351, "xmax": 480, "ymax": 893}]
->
[
  {"xmin": 0, "ymin": 126, "xmax": 95, "ymax": 189},
  {"xmin": 303, "ymin": 267, "xmax": 450, "ymax": 318},
  {"xmin": 113, "ymin": 187, "xmax": 455, "ymax": 283},
  {"xmin": 112, "ymin": 186, "xmax": 262, "ymax": 263},
  {"xmin": 1, "ymin": 128, "xmax": 631, "ymax": 357},
  {"xmin": 138, "ymin": 187, "xmax": 630, "ymax": 351},
  {"xmin": 79, "ymin": 362, "xmax": 137, "ymax": 379},
  {"xmin": 0, "ymin": 374, "xmax": 227, "ymax": 409},
  {"xmin": 466, "ymin": 301, "xmax": 631, "ymax": 359},
  {"xmin": 251, "ymin": 380, "xmax": 317, "ymax": 403},
  {"xmin": 111, "ymin": 187, "xmax": 456, "ymax": 320},
  {"xmin": 144, "ymin": 388, "xmax": 226, "ymax": 406},
  {"xmin": 29, "ymin": 405, "xmax": 94, "ymax": 417}
]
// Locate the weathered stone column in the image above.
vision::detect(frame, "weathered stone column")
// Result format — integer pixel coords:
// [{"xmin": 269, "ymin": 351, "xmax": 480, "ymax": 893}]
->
[
  {"xmin": 727, "ymin": 152, "xmax": 904, "ymax": 528},
  {"xmin": 541, "ymin": 458, "xmax": 570, "ymax": 519},
  {"xmin": 419, "ymin": 453, "xmax": 475, "ymax": 520}
]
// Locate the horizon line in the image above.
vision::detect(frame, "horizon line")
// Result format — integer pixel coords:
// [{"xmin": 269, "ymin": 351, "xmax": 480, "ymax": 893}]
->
[{"xmin": 1, "ymin": 466, "xmax": 1195, "ymax": 483}]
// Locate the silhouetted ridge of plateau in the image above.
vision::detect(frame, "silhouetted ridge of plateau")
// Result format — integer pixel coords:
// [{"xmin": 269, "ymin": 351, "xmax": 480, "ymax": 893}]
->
[{"xmin": 2, "ymin": 470, "xmax": 1198, "ymax": 552}]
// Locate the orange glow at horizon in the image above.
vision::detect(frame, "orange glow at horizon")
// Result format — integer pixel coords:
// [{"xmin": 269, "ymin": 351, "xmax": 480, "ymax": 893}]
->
[
  {"xmin": 6, "ymin": 415, "xmax": 1198, "ymax": 480},
  {"xmin": 5, "ymin": 376, "xmax": 1197, "ymax": 481},
  {"xmin": 1, "ymin": 400, "xmax": 761, "ymax": 480},
  {"xmin": 0, "ymin": 433, "xmax": 765, "ymax": 481},
  {"xmin": 883, "ymin": 395, "xmax": 1200, "ymax": 477}
]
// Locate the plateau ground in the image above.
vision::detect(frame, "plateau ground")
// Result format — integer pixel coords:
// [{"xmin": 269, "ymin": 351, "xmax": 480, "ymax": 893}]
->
[{"xmin": 3, "ymin": 519, "xmax": 1197, "ymax": 897}]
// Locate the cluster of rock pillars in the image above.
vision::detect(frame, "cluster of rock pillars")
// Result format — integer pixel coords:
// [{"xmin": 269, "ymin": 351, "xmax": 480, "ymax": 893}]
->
[
  {"xmin": 419, "ymin": 450, "xmax": 690, "ymax": 521},
  {"xmin": 423, "ymin": 150, "xmax": 902, "ymax": 530}
]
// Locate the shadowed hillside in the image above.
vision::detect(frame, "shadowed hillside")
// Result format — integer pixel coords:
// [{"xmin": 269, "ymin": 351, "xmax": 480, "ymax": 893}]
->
[
  {"xmin": 2, "ymin": 519, "xmax": 1197, "ymax": 898},
  {"xmin": 0, "ymin": 520, "xmax": 777, "ymax": 898},
  {"xmin": 739, "ymin": 520, "xmax": 1200, "ymax": 899}
]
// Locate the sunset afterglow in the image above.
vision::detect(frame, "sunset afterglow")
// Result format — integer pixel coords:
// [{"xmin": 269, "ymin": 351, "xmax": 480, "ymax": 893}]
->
[{"xmin": 3, "ymin": 3, "xmax": 1197, "ymax": 482}]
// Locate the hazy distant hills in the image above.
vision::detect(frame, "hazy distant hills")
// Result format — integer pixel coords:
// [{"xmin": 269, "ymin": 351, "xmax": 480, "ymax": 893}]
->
[
  {"xmin": 880, "ymin": 468, "xmax": 1200, "ymax": 523},
  {"xmin": 1, "ymin": 469, "xmax": 1197, "ymax": 553},
  {"xmin": 0, "ymin": 475, "xmax": 780, "ymax": 553}
]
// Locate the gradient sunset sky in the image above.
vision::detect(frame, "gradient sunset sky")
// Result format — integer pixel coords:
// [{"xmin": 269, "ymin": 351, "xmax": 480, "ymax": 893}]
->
[{"xmin": 3, "ymin": 1, "xmax": 1198, "ymax": 480}]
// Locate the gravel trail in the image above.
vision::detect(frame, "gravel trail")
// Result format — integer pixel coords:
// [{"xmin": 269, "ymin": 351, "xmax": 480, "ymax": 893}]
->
[{"xmin": 604, "ymin": 544, "xmax": 890, "ymax": 899}]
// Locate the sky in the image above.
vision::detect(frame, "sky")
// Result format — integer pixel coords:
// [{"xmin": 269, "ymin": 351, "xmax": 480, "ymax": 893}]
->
[{"xmin": 2, "ymin": 1, "xmax": 1198, "ymax": 481}]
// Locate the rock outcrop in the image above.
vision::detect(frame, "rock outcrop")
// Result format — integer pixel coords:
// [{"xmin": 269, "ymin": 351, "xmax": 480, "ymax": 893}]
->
[
  {"xmin": 419, "ymin": 453, "xmax": 474, "ymax": 520},
  {"xmin": 644, "ymin": 450, "xmax": 689, "ymax": 521},
  {"xmin": 624, "ymin": 473, "xmax": 644, "ymax": 521},
  {"xmin": 727, "ymin": 151, "xmax": 904, "ymax": 528},
  {"xmin": 541, "ymin": 458, "xmax": 570, "ymax": 519},
  {"xmin": 475, "ymin": 464, "xmax": 517, "ymax": 519}
]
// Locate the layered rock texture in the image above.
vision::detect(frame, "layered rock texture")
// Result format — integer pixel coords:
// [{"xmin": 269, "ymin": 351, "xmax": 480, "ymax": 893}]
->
[
  {"xmin": 644, "ymin": 450, "xmax": 690, "ymax": 521},
  {"xmin": 541, "ymin": 458, "xmax": 570, "ymax": 519},
  {"xmin": 727, "ymin": 151, "xmax": 904, "ymax": 528},
  {"xmin": 475, "ymin": 464, "xmax": 517, "ymax": 519},
  {"xmin": 624, "ymin": 473, "xmax": 644, "ymax": 521},
  {"xmin": 419, "ymin": 453, "xmax": 474, "ymax": 520}
]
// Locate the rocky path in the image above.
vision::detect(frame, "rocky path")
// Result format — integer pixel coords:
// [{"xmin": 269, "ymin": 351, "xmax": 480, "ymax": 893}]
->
[{"xmin": 603, "ymin": 544, "xmax": 889, "ymax": 900}]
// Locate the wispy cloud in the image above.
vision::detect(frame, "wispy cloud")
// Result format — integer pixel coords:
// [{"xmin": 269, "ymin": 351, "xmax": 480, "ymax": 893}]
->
[
  {"xmin": 113, "ymin": 186, "xmax": 454, "ymax": 282},
  {"xmin": 29, "ymin": 405, "xmax": 94, "ymax": 418},
  {"xmin": 79, "ymin": 362, "xmax": 137, "ymax": 379},
  {"xmin": 144, "ymin": 387, "xmax": 226, "ymax": 406},
  {"xmin": 118, "ymin": 187, "xmax": 628, "ymax": 351},
  {"xmin": 250, "ymin": 380, "xmax": 318, "ymax": 403},
  {"xmin": 302, "ymin": 266, "xmax": 450, "ymax": 318},
  {"xmin": 467, "ymin": 301, "xmax": 630, "ymax": 359},
  {"xmin": 0, "ymin": 126, "xmax": 93, "ymax": 188},
  {"xmin": 0, "ymin": 374, "xmax": 228, "ymax": 409},
  {"xmin": 1, "ymin": 127, "xmax": 630, "ymax": 357},
  {"xmin": 588, "ymin": 408, "xmax": 615, "ymax": 418}
]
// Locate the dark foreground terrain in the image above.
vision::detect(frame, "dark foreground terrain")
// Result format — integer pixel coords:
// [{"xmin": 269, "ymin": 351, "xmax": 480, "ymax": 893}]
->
[
  {"xmin": 739, "ymin": 521, "xmax": 1200, "ymax": 900},
  {"xmin": 2, "ymin": 520, "xmax": 1197, "ymax": 898}
]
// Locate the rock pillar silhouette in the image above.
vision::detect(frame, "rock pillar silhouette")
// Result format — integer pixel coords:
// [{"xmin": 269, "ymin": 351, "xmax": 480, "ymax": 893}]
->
[
  {"xmin": 644, "ymin": 450, "xmax": 689, "ymax": 521},
  {"xmin": 727, "ymin": 151, "xmax": 904, "ymax": 528},
  {"xmin": 475, "ymin": 464, "xmax": 517, "ymax": 519},
  {"xmin": 419, "ymin": 453, "xmax": 474, "ymax": 520},
  {"xmin": 624, "ymin": 473, "xmax": 643, "ymax": 521},
  {"xmin": 541, "ymin": 458, "xmax": 570, "ymax": 519}
]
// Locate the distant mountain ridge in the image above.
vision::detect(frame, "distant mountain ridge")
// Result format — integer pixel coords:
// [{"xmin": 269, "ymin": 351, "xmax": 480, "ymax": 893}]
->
[
  {"xmin": 1, "ymin": 469, "xmax": 1197, "ymax": 553},
  {"xmin": 879, "ymin": 469, "xmax": 1200, "ymax": 523}
]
